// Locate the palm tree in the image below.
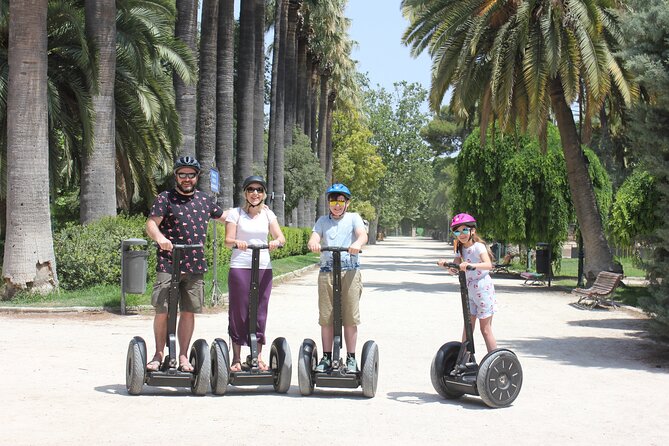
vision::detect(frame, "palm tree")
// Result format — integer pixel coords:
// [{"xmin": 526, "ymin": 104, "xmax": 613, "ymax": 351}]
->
[
  {"xmin": 236, "ymin": 0, "xmax": 256, "ymax": 202},
  {"xmin": 402, "ymin": 0, "xmax": 637, "ymax": 280},
  {"xmin": 174, "ymin": 0, "xmax": 199, "ymax": 156},
  {"xmin": 216, "ymin": 0, "xmax": 235, "ymax": 209},
  {"xmin": 196, "ymin": 0, "xmax": 218, "ymax": 196},
  {"xmin": 253, "ymin": 0, "xmax": 266, "ymax": 168},
  {"xmin": 3, "ymin": 0, "xmax": 57, "ymax": 296},
  {"xmin": 81, "ymin": 0, "xmax": 117, "ymax": 224}
]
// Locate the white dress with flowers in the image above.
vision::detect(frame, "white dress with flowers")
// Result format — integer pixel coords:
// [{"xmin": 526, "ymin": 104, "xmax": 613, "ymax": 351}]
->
[{"xmin": 461, "ymin": 242, "xmax": 497, "ymax": 319}]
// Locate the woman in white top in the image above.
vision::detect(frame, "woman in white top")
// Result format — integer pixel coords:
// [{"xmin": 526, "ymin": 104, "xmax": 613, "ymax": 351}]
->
[{"xmin": 225, "ymin": 176, "xmax": 285, "ymax": 372}]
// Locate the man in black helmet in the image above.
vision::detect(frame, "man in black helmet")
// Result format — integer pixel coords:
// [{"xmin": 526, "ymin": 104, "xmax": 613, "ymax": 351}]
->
[{"xmin": 145, "ymin": 156, "xmax": 229, "ymax": 372}]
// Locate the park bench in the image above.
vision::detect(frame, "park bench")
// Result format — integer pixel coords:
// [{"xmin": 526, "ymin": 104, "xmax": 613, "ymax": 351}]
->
[
  {"xmin": 520, "ymin": 271, "xmax": 546, "ymax": 286},
  {"xmin": 572, "ymin": 271, "xmax": 623, "ymax": 309},
  {"xmin": 492, "ymin": 253, "xmax": 516, "ymax": 274}
]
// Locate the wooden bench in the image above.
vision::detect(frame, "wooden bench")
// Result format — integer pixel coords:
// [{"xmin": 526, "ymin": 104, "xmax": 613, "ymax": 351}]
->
[
  {"xmin": 492, "ymin": 253, "xmax": 516, "ymax": 274},
  {"xmin": 520, "ymin": 271, "xmax": 546, "ymax": 286},
  {"xmin": 572, "ymin": 271, "xmax": 623, "ymax": 308}
]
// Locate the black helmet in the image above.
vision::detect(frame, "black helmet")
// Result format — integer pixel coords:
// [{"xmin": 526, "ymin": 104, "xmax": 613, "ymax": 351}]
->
[
  {"xmin": 242, "ymin": 175, "xmax": 267, "ymax": 191},
  {"xmin": 174, "ymin": 155, "xmax": 201, "ymax": 173}
]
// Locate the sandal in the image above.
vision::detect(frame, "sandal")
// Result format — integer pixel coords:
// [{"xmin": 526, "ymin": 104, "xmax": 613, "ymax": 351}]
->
[
  {"xmin": 179, "ymin": 355, "xmax": 194, "ymax": 372},
  {"xmin": 230, "ymin": 361, "xmax": 243, "ymax": 372},
  {"xmin": 146, "ymin": 356, "xmax": 162, "ymax": 372}
]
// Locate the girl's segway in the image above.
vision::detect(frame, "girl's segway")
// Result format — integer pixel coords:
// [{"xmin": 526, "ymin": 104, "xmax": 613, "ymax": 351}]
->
[
  {"xmin": 431, "ymin": 262, "xmax": 522, "ymax": 408},
  {"xmin": 298, "ymin": 246, "xmax": 379, "ymax": 398},
  {"xmin": 210, "ymin": 244, "xmax": 291, "ymax": 395},
  {"xmin": 126, "ymin": 244, "xmax": 211, "ymax": 396}
]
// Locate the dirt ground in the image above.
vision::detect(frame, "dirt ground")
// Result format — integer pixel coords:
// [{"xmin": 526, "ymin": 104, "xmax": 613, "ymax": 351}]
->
[{"xmin": 2, "ymin": 236, "xmax": 668, "ymax": 445}]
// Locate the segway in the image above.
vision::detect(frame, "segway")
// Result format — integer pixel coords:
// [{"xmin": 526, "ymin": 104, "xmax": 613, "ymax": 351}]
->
[
  {"xmin": 210, "ymin": 244, "xmax": 291, "ymax": 395},
  {"xmin": 431, "ymin": 262, "xmax": 523, "ymax": 408},
  {"xmin": 126, "ymin": 244, "xmax": 211, "ymax": 395},
  {"xmin": 298, "ymin": 246, "xmax": 379, "ymax": 398}
]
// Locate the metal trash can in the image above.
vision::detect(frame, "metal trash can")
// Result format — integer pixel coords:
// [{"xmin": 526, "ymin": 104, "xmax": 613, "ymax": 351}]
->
[
  {"xmin": 535, "ymin": 243, "xmax": 551, "ymax": 274},
  {"xmin": 121, "ymin": 238, "xmax": 149, "ymax": 314}
]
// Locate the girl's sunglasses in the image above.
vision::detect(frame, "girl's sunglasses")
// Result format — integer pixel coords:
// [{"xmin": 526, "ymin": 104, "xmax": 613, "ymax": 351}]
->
[{"xmin": 452, "ymin": 228, "xmax": 471, "ymax": 236}]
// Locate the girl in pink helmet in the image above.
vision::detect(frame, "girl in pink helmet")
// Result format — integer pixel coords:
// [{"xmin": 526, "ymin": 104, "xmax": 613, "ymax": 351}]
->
[{"xmin": 437, "ymin": 213, "xmax": 498, "ymax": 352}]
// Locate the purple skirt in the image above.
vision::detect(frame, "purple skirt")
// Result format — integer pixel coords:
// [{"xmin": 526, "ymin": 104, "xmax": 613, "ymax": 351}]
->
[{"xmin": 228, "ymin": 267, "xmax": 273, "ymax": 346}]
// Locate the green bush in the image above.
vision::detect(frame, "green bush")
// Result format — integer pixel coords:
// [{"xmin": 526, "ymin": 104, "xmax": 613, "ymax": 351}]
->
[{"xmin": 53, "ymin": 214, "xmax": 311, "ymax": 290}]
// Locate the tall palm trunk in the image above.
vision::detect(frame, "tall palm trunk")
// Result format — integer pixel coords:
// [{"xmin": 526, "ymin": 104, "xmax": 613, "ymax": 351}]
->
[
  {"xmin": 309, "ymin": 58, "xmax": 319, "ymax": 152},
  {"xmin": 550, "ymin": 79, "xmax": 620, "ymax": 280},
  {"xmin": 325, "ymin": 89, "xmax": 336, "ymax": 185},
  {"xmin": 252, "ymin": 0, "xmax": 266, "ymax": 168},
  {"xmin": 316, "ymin": 68, "xmax": 330, "ymax": 215},
  {"xmin": 266, "ymin": 0, "xmax": 284, "ymax": 197},
  {"xmin": 296, "ymin": 26, "xmax": 308, "ymax": 133},
  {"xmin": 271, "ymin": 0, "xmax": 288, "ymax": 223},
  {"xmin": 216, "ymin": 0, "xmax": 235, "ymax": 209},
  {"xmin": 196, "ymin": 0, "xmax": 219, "ymax": 195},
  {"xmin": 81, "ymin": 0, "xmax": 117, "ymax": 224},
  {"xmin": 174, "ymin": 0, "xmax": 199, "ymax": 156},
  {"xmin": 236, "ymin": 0, "xmax": 256, "ymax": 201},
  {"xmin": 3, "ymin": 0, "xmax": 57, "ymax": 297},
  {"xmin": 283, "ymin": 0, "xmax": 301, "ymax": 148}
]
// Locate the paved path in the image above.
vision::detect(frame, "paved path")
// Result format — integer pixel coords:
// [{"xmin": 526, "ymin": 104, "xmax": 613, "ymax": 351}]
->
[{"xmin": 2, "ymin": 237, "xmax": 668, "ymax": 445}]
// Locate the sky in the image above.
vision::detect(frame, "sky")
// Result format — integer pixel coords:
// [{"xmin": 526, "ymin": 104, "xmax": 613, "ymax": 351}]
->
[{"xmin": 345, "ymin": 0, "xmax": 433, "ymax": 93}]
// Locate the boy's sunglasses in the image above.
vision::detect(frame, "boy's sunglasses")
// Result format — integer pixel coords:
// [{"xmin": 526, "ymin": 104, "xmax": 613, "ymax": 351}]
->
[
  {"xmin": 452, "ymin": 228, "xmax": 471, "ymax": 236},
  {"xmin": 329, "ymin": 200, "xmax": 346, "ymax": 207}
]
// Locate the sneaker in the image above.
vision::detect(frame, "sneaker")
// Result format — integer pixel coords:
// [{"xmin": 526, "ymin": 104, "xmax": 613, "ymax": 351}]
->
[
  {"xmin": 315, "ymin": 356, "xmax": 331, "ymax": 372},
  {"xmin": 346, "ymin": 356, "xmax": 358, "ymax": 373}
]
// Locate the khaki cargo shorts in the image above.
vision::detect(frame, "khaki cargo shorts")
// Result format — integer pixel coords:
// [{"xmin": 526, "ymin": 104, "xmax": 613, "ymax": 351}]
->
[
  {"xmin": 151, "ymin": 272, "xmax": 204, "ymax": 314},
  {"xmin": 318, "ymin": 269, "xmax": 362, "ymax": 326}
]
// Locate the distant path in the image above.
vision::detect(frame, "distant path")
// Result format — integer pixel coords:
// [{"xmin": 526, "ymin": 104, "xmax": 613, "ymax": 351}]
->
[{"xmin": 1, "ymin": 236, "xmax": 667, "ymax": 445}]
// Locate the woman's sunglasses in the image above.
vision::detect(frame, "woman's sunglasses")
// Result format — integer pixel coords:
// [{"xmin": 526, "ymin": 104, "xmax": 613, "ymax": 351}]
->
[
  {"xmin": 246, "ymin": 187, "xmax": 265, "ymax": 194},
  {"xmin": 452, "ymin": 228, "xmax": 471, "ymax": 236}
]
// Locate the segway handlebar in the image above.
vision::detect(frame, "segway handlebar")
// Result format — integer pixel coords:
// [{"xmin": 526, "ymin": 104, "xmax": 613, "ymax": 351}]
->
[
  {"xmin": 172, "ymin": 243, "xmax": 203, "ymax": 250},
  {"xmin": 232, "ymin": 243, "xmax": 284, "ymax": 250},
  {"xmin": 321, "ymin": 246, "xmax": 363, "ymax": 253},
  {"xmin": 443, "ymin": 262, "xmax": 476, "ymax": 270}
]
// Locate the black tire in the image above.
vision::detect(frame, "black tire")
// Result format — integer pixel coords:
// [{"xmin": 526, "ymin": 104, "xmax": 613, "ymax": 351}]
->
[
  {"xmin": 126, "ymin": 336, "xmax": 147, "ymax": 395},
  {"xmin": 270, "ymin": 337, "xmax": 292, "ymax": 393},
  {"xmin": 297, "ymin": 339, "xmax": 317, "ymax": 396},
  {"xmin": 477, "ymin": 349, "xmax": 523, "ymax": 408},
  {"xmin": 210, "ymin": 338, "xmax": 230, "ymax": 395},
  {"xmin": 190, "ymin": 339, "xmax": 211, "ymax": 396},
  {"xmin": 430, "ymin": 341, "xmax": 465, "ymax": 399},
  {"xmin": 360, "ymin": 340, "xmax": 379, "ymax": 398}
]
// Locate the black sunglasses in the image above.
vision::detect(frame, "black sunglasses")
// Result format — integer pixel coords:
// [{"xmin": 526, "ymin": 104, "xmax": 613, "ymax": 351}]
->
[{"xmin": 246, "ymin": 187, "xmax": 265, "ymax": 193}]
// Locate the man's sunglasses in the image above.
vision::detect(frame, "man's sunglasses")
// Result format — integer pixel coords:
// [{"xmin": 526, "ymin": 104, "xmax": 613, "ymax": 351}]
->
[
  {"xmin": 176, "ymin": 172, "xmax": 198, "ymax": 179},
  {"xmin": 453, "ymin": 228, "xmax": 472, "ymax": 236}
]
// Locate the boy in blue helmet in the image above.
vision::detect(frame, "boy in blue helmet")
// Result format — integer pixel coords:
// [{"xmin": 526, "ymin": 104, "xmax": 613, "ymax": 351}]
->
[{"xmin": 308, "ymin": 183, "xmax": 368, "ymax": 373}]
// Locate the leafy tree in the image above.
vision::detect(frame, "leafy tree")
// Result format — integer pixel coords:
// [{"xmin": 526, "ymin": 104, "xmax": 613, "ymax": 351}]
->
[
  {"xmin": 402, "ymin": 0, "xmax": 638, "ymax": 280},
  {"xmin": 284, "ymin": 129, "xmax": 326, "ymax": 220},
  {"xmin": 364, "ymin": 81, "xmax": 433, "ymax": 231},
  {"xmin": 620, "ymin": 0, "xmax": 669, "ymax": 337},
  {"xmin": 609, "ymin": 169, "xmax": 658, "ymax": 245},
  {"xmin": 420, "ymin": 105, "xmax": 472, "ymax": 157}
]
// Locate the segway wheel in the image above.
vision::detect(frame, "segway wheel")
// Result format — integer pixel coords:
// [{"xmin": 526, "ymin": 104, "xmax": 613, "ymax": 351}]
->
[
  {"xmin": 126, "ymin": 336, "xmax": 147, "ymax": 395},
  {"xmin": 297, "ymin": 339, "xmax": 317, "ymax": 396},
  {"xmin": 477, "ymin": 349, "xmax": 523, "ymax": 408},
  {"xmin": 360, "ymin": 340, "xmax": 379, "ymax": 398},
  {"xmin": 430, "ymin": 341, "xmax": 466, "ymax": 399},
  {"xmin": 189, "ymin": 339, "xmax": 211, "ymax": 396},
  {"xmin": 210, "ymin": 338, "xmax": 230, "ymax": 395},
  {"xmin": 270, "ymin": 337, "xmax": 292, "ymax": 393}
]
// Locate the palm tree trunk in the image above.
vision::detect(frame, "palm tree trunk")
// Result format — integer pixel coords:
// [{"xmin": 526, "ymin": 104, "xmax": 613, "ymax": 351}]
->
[
  {"xmin": 550, "ymin": 79, "xmax": 620, "ymax": 280},
  {"xmin": 316, "ymin": 69, "xmax": 330, "ymax": 215},
  {"xmin": 283, "ymin": 0, "xmax": 301, "ymax": 148},
  {"xmin": 309, "ymin": 59, "xmax": 319, "ymax": 152},
  {"xmin": 253, "ymin": 0, "xmax": 266, "ymax": 169},
  {"xmin": 174, "ymin": 0, "xmax": 199, "ymax": 157},
  {"xmin": 81, "ymin": 0, "xmax": 117, "ymax": 224},
  {"xmin": 3, "ymin": 0, "xmax": 57, "ymax": 297},
  {"xmin": 217, "ymin": 0, "xmax": 235, "ymax": 209},
  {"xmin": 296, "ymin": 29, "xmax": 308, "ymax": 133},
  {"xmin": 325, "ymin": 89, "xmax": 336, "ymax": 185},
  {"xmin": 236, "ymin": 0, "xmax": 256, "ymax": 201},
  {"xmin": 196, "ymin": 0, "xmax": 219, "ymax": 196},
  {"xmin": 266, "ymin": 0, "xmax": 284, "ymax": 197}
]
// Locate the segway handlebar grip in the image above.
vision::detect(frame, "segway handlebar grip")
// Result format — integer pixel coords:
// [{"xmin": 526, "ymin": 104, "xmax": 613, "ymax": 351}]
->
[
  {"xmin": 172, "ymin": 243, "xmax": 203, "ymax": 250},
  {"xmin": 233, "ymin": 243, "xmax": 275, "ymax": 250},
  {"xmin": 443, "ymin": 262, "xmax": 475, "ymax": 270},
  {"xmin": 321, "ymin": 246, "xmax": 362, "ymax": 253}
]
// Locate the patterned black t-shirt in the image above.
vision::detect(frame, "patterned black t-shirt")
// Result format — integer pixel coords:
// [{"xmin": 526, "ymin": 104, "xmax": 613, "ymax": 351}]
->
[{"xmin": 149, "ymin": 189, "xmax": 224, "ymax": 274}]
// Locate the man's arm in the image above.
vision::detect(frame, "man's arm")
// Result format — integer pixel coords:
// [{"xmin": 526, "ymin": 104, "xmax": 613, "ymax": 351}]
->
[{"xmin": 146, "ymin": 216, "xmax": 172, "ymax": 251}]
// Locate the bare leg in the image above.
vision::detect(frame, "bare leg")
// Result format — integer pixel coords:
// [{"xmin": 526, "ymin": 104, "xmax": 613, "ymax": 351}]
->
[
  {"xmin": 479, "ymin": 315, "xmax": 497, "ymax": 352},
  {"xmin": 151, "ymin": 313, "xmax": 168, "ymax": 363},
  {"xmin": 231, "ymin": 342, "xmax": 242, "ymax": 371},
  {"xmin": 344, "ymin": 325, "xmax": 358, "ymax": 355},
  {"xmin": 177, "ymin": 311, "xmax": 195, "ymax": 369}
]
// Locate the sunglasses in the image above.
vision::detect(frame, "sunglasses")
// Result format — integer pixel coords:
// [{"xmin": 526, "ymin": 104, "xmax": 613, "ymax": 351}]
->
[
  {"xmin": 246, "ymin": 187, "xmax": 265, "ymax": 194},
  {"xmin": 453, "ymin": 228, "xmax": 472, "ymax": 236},
  {"xmin": 329, "ymin": 200, "xmax": 346, "ymax": 207},
  {"xmin": 176, "ymin": 172, "xmax": 198, "ymax": 179}
]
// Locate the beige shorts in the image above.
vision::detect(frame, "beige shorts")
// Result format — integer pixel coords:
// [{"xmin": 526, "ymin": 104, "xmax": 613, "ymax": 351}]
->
[
  {"xmin": 318, "ymin": 269, "xmax": 362, "ymax": 326},
  {"xmin": 151, "ymin": 272, "xmax": 204, "ymax": 314}
]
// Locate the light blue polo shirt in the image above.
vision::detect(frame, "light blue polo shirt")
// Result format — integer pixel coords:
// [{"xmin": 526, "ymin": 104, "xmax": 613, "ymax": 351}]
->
[{"xmin": 312, "ymin": 212, "xmax": 365, "ymax": 272}]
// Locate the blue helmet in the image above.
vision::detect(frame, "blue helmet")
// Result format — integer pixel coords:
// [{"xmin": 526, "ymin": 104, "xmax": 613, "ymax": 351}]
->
[{"xmin": 326, "ymin": 183, "xmax": 351, "ymax": 200}]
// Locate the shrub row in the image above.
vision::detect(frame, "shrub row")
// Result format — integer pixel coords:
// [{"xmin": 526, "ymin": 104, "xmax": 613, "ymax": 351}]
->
[{"xmin": 53, "ymin": 214, "xmax": 312, "ymax": 290}]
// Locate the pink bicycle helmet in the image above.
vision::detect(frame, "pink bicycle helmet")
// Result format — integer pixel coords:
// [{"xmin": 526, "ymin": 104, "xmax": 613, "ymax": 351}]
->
[{"xmin": 450, "ymin": 213, "xmax": 477, "ymax": 229}]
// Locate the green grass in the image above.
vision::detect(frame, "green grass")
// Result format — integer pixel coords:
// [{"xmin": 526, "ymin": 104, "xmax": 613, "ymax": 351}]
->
[{"xmin": 2, "ymin": 253, "xmax": 320, "ymax": 309}]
